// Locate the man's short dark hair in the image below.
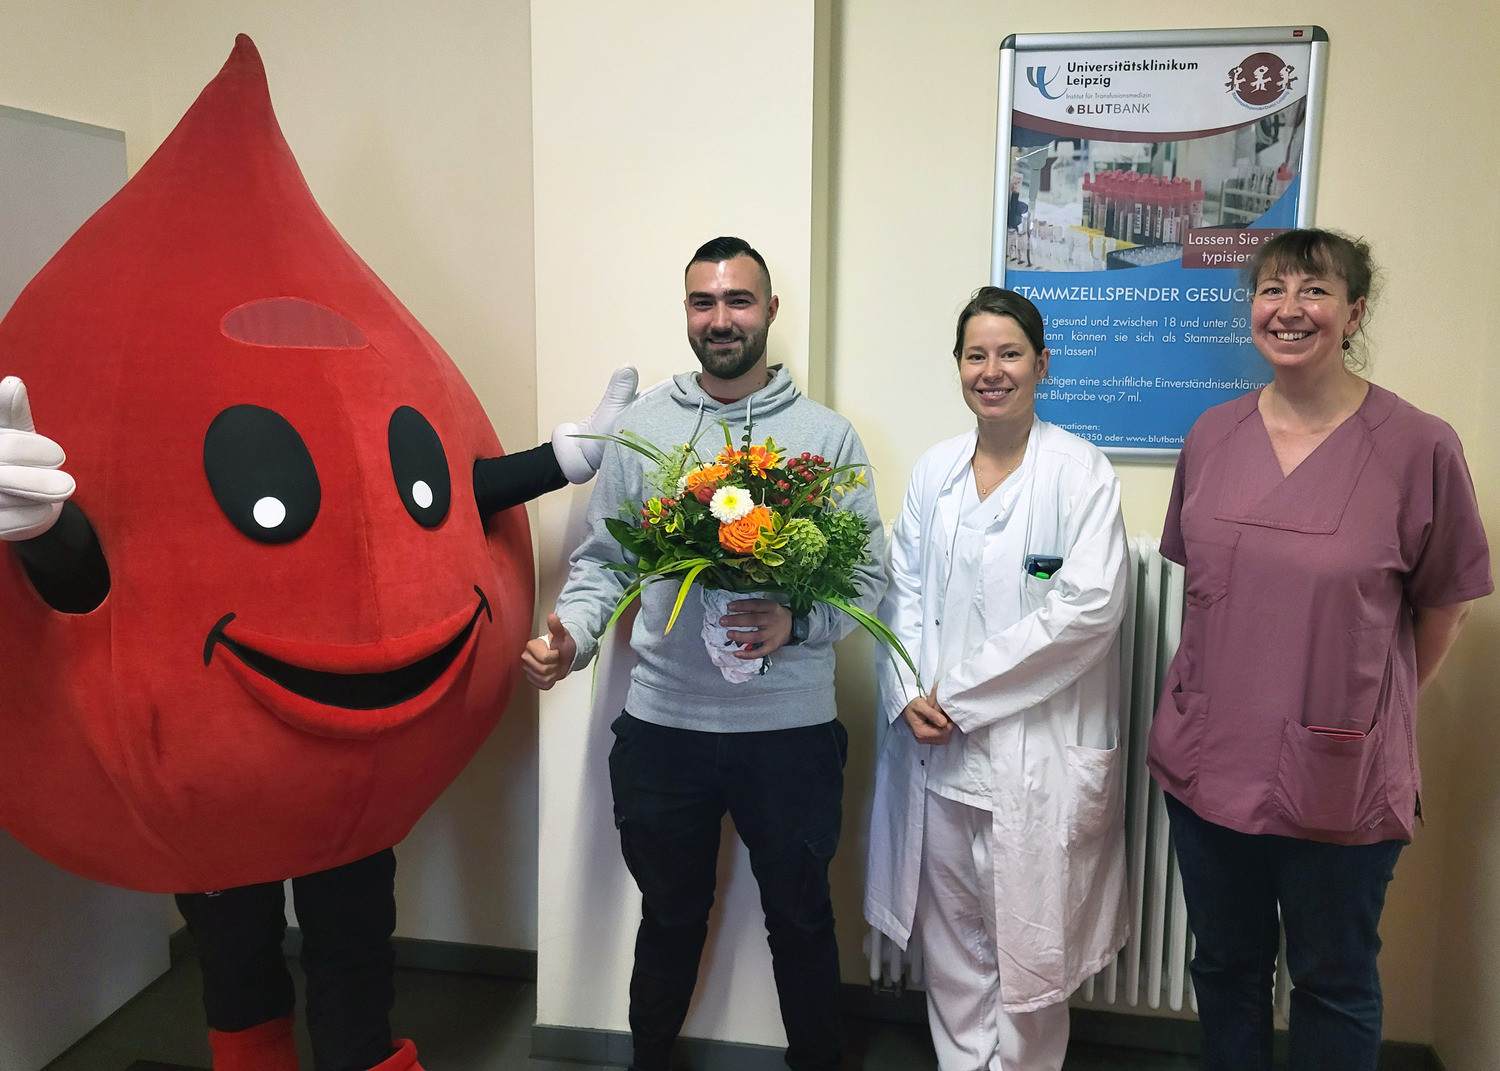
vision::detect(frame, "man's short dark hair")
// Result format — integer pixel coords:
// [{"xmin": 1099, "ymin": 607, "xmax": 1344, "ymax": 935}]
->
[{"xmin": 686, "ymin": 237, "xmax": 772, "ymax": 296}]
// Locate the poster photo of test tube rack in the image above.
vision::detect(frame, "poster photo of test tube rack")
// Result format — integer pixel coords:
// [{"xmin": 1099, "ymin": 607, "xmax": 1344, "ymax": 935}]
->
[{"xmin": 1004, "ymin": 96, "xmax": 1306, "ymax": 274}]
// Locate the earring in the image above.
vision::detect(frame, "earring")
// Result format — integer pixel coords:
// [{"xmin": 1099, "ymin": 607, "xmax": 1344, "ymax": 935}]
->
[{"xmin": 1342, "ymin": 338, "xmax": 1351, "ymax": 351}]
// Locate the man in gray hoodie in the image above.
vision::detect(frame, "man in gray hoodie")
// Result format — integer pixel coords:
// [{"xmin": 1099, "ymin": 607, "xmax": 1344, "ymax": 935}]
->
[{"xmin": 523, "ymin": 237, "xmax": 885, "ymax": 1071}]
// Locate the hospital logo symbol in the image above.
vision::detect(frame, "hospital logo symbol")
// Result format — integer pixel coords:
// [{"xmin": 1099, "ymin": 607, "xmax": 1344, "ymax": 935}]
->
[
  {"xmin": 1226, "ymin": 52, "xmax": 1296, "ymax": 108},
  {"xmin": 1026, "ymin": 65, "xmax": 1066, "ymax": 99}
]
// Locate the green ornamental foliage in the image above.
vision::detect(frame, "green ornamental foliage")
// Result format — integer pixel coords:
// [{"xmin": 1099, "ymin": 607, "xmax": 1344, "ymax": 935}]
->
[
  {"xmin": 581, "ymin": 418, "xmax": 920, "ymax": 688},
  {"xmin": 780, "ymin": 517, "xmax": 828, "ymax": 573}
]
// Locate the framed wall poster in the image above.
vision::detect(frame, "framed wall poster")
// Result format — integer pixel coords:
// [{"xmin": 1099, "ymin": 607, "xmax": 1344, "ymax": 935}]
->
[{"xmin": 992, "ymin": 27, "xmax": 1328, "ymax": 457}]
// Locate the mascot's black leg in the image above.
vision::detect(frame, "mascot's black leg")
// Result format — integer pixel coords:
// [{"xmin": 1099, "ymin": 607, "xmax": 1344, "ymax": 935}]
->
[
  {"xmin": 472, "ymin": 444, "xmax": 567, "ymax": 519},
  {"xmin": 175, "ymin": 882, "xmax": 296, "ymax": 1032},
  {"xmin": 292, "ymin": 849, "xmax": 398, "ymax": 1071},
  {"xmin": 174, "ymin": 881, "xmax": 298, "ymax": 1070}
]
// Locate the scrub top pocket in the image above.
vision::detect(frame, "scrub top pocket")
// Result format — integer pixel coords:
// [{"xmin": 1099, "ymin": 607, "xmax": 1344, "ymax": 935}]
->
[
  {"xmin": 1273, "ymin": 715, "xmax": 1391, "ymax": 836},
  {"xmin": 1151, "ymin": 686, "xmax": 1210, "ymax": 797},
  {"xmin": 1176, "ymin": 530, "xmax": 1239, "ymax": 689},
  {"xmin": 1183, "ymin": 530, "xmax": 1239, "ymax": 608}
]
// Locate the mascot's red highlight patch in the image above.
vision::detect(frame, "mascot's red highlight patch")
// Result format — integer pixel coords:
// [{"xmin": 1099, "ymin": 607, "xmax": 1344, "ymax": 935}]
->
[{"xmin": 221, "ymin": 297, "xmax": 371, "ymax": 349}]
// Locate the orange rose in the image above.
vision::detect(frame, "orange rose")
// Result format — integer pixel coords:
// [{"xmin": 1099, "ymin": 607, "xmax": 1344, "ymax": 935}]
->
[
  {"xmin": 686, "ymin": 463, "xmax": 730, "ymax": 493},
  {"xmin": 719, "ymin": 505, "xmax": 772, "ymax": 554}
]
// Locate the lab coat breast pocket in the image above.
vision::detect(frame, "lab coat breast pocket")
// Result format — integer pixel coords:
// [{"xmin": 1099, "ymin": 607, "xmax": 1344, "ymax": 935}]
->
[{"xmin": 1020, "ymin": 570, "xmax": 1059, "ymax": 614}]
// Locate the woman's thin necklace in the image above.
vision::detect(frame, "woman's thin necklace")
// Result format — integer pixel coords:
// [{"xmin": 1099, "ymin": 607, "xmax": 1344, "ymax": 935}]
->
[{"xmin": 974, "ymin": 455, "xmax": 1019, "ymax": 498}]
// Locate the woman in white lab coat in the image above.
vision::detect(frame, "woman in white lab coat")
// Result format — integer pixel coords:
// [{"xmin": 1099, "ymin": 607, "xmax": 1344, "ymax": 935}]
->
[{"xmin": 865, "ymin": 287, "xmax": 1130, "ymax": 1071}]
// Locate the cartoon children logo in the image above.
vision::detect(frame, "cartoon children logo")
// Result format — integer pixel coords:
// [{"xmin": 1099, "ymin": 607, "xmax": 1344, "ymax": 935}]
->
[{"xmin": 1226, "ymin": 52, "xmax": 1297, "ymax": 109}]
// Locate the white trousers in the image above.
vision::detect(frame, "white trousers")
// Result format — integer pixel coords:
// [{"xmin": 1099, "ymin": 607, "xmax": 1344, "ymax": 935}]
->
[{"xmin": 914, "ymin": 791, "xmax": 1070, "ymax": 1071}]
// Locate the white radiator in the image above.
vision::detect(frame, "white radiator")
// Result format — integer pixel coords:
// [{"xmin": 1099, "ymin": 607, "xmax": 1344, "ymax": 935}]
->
[{"xmin": 865, "ymin": 536, "xmax": 1293, "ymax": 1021}]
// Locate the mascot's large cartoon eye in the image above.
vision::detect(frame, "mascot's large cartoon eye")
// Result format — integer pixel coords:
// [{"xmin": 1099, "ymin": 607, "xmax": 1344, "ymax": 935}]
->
[
  {"xmin": 203, "ymin": 406, "xmax": 321, "ymax": 543},
  {"xmin": 388, "ymin": 407, "xmax": 451, "ymax": 527}
]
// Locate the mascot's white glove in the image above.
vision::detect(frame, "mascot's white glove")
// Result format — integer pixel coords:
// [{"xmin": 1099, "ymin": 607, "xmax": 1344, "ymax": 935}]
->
[
  {"xmin": 551, "ymin": 365, "xmax": 639, "ymax": 484},
  {"xmin": 0, "ymin": 376, "xmax": 75, "ymax": 541}
]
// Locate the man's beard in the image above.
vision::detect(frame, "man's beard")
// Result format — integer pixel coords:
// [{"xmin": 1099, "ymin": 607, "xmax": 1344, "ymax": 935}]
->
[{"xmin": 691, "ymin": 328, "xmax": 767, "ymax": 381}]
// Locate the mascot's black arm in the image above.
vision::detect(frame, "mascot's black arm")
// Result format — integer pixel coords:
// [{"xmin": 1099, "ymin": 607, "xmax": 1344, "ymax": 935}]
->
[
  {"xmin": 12, "ymin": 501, "xmax": 110, "ymax": 613},
  {"xmin": 472, "ymin": 444, "xmax": 568, "ymax": 519}
]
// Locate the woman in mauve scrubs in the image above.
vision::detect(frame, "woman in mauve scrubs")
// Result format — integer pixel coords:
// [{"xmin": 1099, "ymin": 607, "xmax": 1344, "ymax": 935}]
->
[{"xmin": 1146, "ymin": 229, "xmax": 1491, "ymax": 1071}]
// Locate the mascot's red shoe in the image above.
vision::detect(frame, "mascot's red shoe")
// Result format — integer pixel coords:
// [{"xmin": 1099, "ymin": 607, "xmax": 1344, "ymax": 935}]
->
[
  {"xmin": 371, "ymin": 1039, "xmax": 423, "ymax": 1070},
  {"xmin": 207, "ymin": 1016, "xmax": 299, "ymax": 1071},
  {"xmin": 0, "ymin": 34, "xmax": 535, "ymax": 894}
]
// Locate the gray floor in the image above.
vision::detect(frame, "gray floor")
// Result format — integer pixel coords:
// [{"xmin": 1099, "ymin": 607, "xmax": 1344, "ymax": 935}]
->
[{"xmin": 42, "ymin": 958, "xmax": 1195, "ymax": 1071}]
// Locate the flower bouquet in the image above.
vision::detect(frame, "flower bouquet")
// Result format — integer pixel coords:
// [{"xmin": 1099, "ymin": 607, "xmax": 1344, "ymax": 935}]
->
[{"xmin": 590, "ymin": 420, "xmax": 919, "ymax": 684}]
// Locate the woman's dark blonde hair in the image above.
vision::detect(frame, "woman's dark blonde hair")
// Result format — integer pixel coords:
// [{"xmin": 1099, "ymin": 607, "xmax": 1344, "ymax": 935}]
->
[
  {"xmin": 1243, "ymin": 228, "xmax": 1379, "ymax": 372},
  {"xmin": 953, "ymin": 287, "xmax": 1047, "ymax": 360}
]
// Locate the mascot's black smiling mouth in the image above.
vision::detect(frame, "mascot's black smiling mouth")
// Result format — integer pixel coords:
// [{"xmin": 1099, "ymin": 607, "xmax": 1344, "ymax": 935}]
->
[{"xmin": 203, "ymin": 586, "xmax": 492, "ymax": 710}]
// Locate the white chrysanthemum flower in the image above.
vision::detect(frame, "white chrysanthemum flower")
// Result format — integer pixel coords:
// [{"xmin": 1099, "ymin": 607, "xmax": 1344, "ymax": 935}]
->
[
  {"xmin": 708, "ymin": 486, "xmax": 754, "ymax": 523},
  {"xmin": 675, "ymin": 474, "xmax": 689, "ymax": 496}
]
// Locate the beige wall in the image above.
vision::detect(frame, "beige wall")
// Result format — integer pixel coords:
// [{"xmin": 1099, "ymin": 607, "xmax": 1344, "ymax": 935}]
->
[
  {"xmin": 0, "ymin": 2, "xmax": 149, "ymax": 159},
  {"xmin": 529, "ymin": 0, "xmax": 820, "ymax": 1045},
  {"xmin": 1427, "ymin": 11, "xmax": 1500, "ymax": 1059},
  {"xmin": 830, "ymin": 1, "xmax": 1500, "ymax": 1065}
]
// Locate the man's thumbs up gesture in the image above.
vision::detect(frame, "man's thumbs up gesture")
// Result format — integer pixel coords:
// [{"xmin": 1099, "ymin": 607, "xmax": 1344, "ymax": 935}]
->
[
  {"xmin": 522, "ymin": 613, "xmax": 578, "ymax": 691},
  {"xmin": 0, "ymin": 376, "xmax": 75, "ymax": 540}
]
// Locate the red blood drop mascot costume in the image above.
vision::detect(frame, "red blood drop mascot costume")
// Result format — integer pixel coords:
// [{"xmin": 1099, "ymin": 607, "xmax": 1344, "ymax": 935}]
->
[{"xmin": 0, "ymin": 36, "xmax": 632, "ymax": 1071}]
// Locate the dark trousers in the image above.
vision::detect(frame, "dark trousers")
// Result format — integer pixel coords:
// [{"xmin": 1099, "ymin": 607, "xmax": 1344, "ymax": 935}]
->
[
  {"xmin": 608, "ymin": 713, "xmax": 849, "ymax": 1071},
  {"xmin": 175, "ymin": 848, "xmax": 398, "ymax": 1071},
  {"xmin": 1163, "ymin": 794, "xmax": 1403, "ymax": 1071}
]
